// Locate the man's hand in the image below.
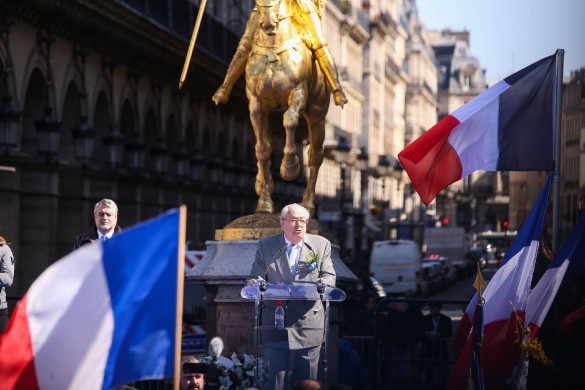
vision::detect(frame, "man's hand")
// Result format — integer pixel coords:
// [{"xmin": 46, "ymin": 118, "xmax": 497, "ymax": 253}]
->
[{"xmin": 246, "ymin": 276, "xmax": 264, "ymax": 286}]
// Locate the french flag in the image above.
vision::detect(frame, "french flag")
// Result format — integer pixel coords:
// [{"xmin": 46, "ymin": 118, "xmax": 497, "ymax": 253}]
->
[
  {"xmin": 0, "ymin": 208, "xmax": 185, "ymax": 390},
  {"xmin": 525, "ymin": 210, "xmax": 585, "ymax": 337},
  {"xmin": 399, "ymin": 53, "xmax": 556, "ymax": 205},
  {"xmin": 448, "ymin": 174, "xmax": 552, "ymax": 389}
]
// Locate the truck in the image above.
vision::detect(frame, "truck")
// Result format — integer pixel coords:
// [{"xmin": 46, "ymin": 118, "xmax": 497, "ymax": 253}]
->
[
  {"xmin": 424, "ymin": 227, "xmax": 470, "ymax": 282},
  {"xmin": 369, "ymin": 239, "xmax": 425, "ymax": 296}
]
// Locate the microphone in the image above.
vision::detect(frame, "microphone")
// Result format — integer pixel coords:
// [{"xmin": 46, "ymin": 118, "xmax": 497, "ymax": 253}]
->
[
  {"xmin": 208, "ymin": 336, "xmax": 224, "ymax": 359},
  {"xmin": 205, "ymin": 337, "xmax": 225, "ymax": 390},
  {"xmin": 262, "ymin": 243, "xmax": 289, "ymax": 282}
]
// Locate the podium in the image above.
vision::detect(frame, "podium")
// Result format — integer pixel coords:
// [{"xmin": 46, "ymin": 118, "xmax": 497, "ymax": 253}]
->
[{"xmin": 241, "ymin": 281, "xmax": 346, "ymax": 388}]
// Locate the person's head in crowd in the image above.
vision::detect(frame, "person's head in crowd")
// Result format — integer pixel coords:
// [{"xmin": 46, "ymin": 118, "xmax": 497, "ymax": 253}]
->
[
  {"xmin": 280, "ymin": 203, "xmax": 310, "ymax": 244},
  {"xmin": 94, "ymin": 198, "xmax": 118, "ymax": 235},
  {"xmin": 393, "ymin": 298, "xmax": 409, "ymax": 313},
  {"xmin": 180, "ymin": 355, "xmax": 205, "ymax": 390},
  {"xmin": 292, "ymin": 378, "xmax": 326, "ymax": 390},
  {"xmin": 429, "ymin": 302, "xmax": 443, "ymax": 317},
  {"xmin": 360, "ymin": 290, "xmax": 377, "ymax": 311}
]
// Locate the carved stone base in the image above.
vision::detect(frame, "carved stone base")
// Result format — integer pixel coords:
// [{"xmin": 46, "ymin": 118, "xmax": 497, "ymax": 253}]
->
[{"xmin": 215, "ymin": 213, "xmax": 320, "ymax": 241}]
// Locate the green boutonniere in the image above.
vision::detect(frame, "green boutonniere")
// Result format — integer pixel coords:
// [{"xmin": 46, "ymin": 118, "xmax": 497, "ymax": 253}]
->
[{"xmin": 306, "ymin": 251, "xmax": 320, "ymax": 271}]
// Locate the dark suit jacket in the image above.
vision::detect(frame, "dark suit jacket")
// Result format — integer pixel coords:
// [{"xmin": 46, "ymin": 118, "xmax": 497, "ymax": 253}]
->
[
  {"xmin": 421, "ymin": 313, "xmax": 453, "ymax": 360},
  {"xmin": 422, "ymin": 313, "xmax": 452, "ymax": 338},
  {"xmin": 73, "ymin": 225, "xmax": 123, "ymax": 250},
  {"xmin": 250, "ymin": 232, "xmax": 336, "ymax": 349}
]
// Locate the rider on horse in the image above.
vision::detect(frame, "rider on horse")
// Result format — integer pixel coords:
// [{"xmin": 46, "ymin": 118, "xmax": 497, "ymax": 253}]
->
[{"xmin": 212, "ymin": 0, "xmax": 348, "ymax": 108}]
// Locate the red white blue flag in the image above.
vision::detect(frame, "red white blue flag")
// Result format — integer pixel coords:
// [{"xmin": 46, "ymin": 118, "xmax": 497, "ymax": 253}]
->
[
  {"xmin": 399, "ymin": 54, "xmax": 556, "ymax": 205},
  {"xmin": 0, "ymin": 208, "xmax": 184, "ymax": 390},
  {"xmin": 525, "ymin": 210, "xmax": 585, "ymax": 336},
  {"xmin": 448, "ymin": 174, "xmax": 552, "ymax": 389}
]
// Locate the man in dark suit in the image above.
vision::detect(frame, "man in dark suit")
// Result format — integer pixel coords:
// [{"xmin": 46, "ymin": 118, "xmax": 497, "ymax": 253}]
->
[
  {"xmin": 73, "ymin": 198, "xmax": 122, "ymax": 249},
  {"xmin": 250, "ymin": 203, "xmax": 336, "ymax": 390},
  {"xmin": 421, "ymin": 302, "xmax": 452, "ymax": 386}
]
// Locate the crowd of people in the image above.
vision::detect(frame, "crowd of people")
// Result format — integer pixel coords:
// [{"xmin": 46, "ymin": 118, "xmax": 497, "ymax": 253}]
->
[{"xmin": 338, "ymin": 277, "xmax": 454, "ymax": 389}]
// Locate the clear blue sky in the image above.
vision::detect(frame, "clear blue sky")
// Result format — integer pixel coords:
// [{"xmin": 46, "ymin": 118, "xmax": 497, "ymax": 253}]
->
[{"xmin": 416, "ymin": 0, "xmax": 585, "ymax": 81}]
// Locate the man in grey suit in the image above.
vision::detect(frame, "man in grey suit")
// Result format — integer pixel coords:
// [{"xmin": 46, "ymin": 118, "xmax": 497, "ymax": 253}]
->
[{"xmin": 250, "ymin": 203, "xmax": 336, "ymax": 390}]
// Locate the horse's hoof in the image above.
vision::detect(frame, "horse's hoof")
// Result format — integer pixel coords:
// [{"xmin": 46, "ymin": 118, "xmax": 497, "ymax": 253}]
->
[
  {"xmin": 256, "ymin": 198, "xmax": 274, "ymax": 214},
  {"xmin": 212, "ymin": 86, "xmax": 230, "ymax": 105},
  {"xmin": 280, "ymin": 156, "xmax": 300, "ymax": 181},
  {"xmin": 333, "ymin": 90, "xmax": 348, "ymax": 108}
]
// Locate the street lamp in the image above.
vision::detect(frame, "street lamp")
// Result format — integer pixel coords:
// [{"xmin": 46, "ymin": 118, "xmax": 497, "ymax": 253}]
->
[
  {"xmin": 102, "ymin": 129, "xmax": 124, "ymax": 168},
  {"xmin": 0, "ymin": 97, "xmax": 19, "ymax": 156},
  {"xmin": 35, "ymin": 106, "xmax": 61, "ymax": 163},
  {"xmin": 172, "ymin": 147, "xmax": 190, "ymax": 179},
  {"xmin": 208, "ymin": 157, "xmax": 223, "ymax": 185},
  {"xmin": 331, "ymin": 137, "xmax": 351, "ymax": 261},
  {"xmin": 377, "ymin": 155, "xmax": 391, "ymax": 240},
  {"xmin": 150, "ymin": 143, "xmax": 169, "ymax": 176},
  {"xmin": 125, "ymin": 137, "xmax": 145, "ymax": 171},
  {"xmin": 356, "ymin": 148, "xmax": 370, "ymax": 266},
  {"xmin": 71, "ymin": 117, "xmax": 95, "ymax": 166},
  {"xmin": 190, "ymin": 151, "xmax": 204, "ymax": 182}
]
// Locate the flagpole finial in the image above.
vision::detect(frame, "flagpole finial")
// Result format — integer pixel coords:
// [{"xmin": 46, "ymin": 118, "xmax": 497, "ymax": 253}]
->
[{"xmin": 473, "ymin": 262, "xmax": 486, "ymax": 299}]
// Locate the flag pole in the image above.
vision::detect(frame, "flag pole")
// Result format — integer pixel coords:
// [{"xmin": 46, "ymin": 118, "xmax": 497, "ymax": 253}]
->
[
  {"xmin": 178, "ymin": 0, "xmax": 208, "ymax": 89},
  {"xmin": 470, "ymin": 262, "xmax": 486, "ymax": 389},
  {"xmin": 551, "ymin": 49, "xmax": 564, "ymax": 252},
  {"xmin": 173, "ymin": 205, "xmax": 187, "ymax": 390}
]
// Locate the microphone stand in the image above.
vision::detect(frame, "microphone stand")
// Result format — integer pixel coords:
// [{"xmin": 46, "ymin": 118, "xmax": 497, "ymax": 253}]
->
[
  {"xmin": 254, "ymin": 244, "xmax": 285, "ymax": 387},
  {"xmin": 317, "ymin": 279, "xmax": 330, "ymax": 386},
  {"xmin": 254, "ymin": 278, "xmax": 266, "ymax": 387}
]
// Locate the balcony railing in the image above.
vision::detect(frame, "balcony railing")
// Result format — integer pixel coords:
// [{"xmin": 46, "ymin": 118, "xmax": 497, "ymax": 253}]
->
[{"xmin": 117, "ymin": 0, "xmax": 241, "ymax": 65}]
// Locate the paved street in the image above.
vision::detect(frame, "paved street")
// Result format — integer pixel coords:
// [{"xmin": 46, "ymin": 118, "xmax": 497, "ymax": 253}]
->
[{"xmin": 425, "ymin": 262, "xmax": 498, "ymax": 329}]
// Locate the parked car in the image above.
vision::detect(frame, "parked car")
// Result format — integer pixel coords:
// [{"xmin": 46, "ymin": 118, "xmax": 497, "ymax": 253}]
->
[
  {"xmin": 421, "ymin": 260, "xmax": 443, "ymax": 295},
  {"xmin": 369, "ymin": 275, "xmax": 387, "ymax": 298},
  {"xmin": 423, "ymin": 254, "xmax": 457, "ymax": 288},
  {"xmin": 466, "ymin": 247, "xmax": 488, "ymax": 269}
]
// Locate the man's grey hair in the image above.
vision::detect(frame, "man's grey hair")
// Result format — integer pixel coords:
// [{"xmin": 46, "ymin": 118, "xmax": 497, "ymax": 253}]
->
[
  {"xmin": 280, "ymin": 203, "xmax": 310, "ymax": 220},
  {"xmin": 181, "ymin": 355, "xmax": 199, "ymax": 364},
  {"xmin": 94, "ymin": 198, "xmax": 118, "ymax": 216}
]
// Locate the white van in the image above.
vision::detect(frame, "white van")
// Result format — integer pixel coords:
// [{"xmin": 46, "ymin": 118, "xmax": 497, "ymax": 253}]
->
[{"xmin": 369, "ymin": 240, "xmax": 424, "ymax": 296}]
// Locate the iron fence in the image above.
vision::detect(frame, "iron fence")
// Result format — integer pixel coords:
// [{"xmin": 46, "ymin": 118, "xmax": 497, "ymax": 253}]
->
[{"xmin": 343, "ymin": 297, "xmax": 469, "ymax": 390}]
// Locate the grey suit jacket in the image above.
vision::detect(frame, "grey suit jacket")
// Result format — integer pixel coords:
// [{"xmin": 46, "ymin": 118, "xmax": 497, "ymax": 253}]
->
[{"xmin": 250, "ymin": 233, "xmax": 336, "ymax": 349}]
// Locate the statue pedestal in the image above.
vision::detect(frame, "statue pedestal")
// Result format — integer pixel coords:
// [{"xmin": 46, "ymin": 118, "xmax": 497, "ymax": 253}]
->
[{"xmin": 185, "ymin": 213, "xmax": 357, "ymax": 385}]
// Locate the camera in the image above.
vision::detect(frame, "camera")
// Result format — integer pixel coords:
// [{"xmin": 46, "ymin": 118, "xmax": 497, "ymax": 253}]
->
[{"xmin": 182, "ymin": 361, "xmax": 225, "ymax": 390}]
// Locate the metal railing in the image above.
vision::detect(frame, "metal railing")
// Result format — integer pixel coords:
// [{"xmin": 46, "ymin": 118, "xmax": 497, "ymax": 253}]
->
[{"xmin": 342, "ymin": 297, "xmax": 469, "ymax": 390}]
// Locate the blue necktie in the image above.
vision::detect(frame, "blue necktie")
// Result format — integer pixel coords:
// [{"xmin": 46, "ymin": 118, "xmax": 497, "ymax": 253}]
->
[{"xmin": 288, "ymin": 244, "xmax": 299, "ymax": 275}]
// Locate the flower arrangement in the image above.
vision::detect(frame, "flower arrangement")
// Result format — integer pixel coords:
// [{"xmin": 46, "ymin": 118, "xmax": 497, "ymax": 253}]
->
[
  {"xmin": 306, "ymin": 250, "xmax": 320, "ymax": 271},
  {"xmin": 522, "ymin": 335, "xmax": 553, "ymax": 366},
  {"xmin": 511, "ymin": 303, "xmax": 554, "ymax": 367},
  {"xmin": 199, "ymin": 353, "xmax": 268, "ymax": 390}
]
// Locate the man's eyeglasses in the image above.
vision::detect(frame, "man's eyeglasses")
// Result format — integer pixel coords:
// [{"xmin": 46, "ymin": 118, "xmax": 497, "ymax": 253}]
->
[{"xmin": 285, "ymin": 218, "xmax": 307, "ymax": 225}]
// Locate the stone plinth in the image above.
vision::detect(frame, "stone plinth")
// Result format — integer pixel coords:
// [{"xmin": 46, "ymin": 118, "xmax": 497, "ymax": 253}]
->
[{"xmin": 186, "ymin": 213, "xmax": 357, "ymax": 384}]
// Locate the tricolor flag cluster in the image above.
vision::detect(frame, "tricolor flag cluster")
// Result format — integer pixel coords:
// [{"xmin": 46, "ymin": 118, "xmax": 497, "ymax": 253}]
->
[
  {"xmin": 448, "ymin": 174, "xmax": 585, "ymax": 389},
  {"xmin": 0, "ymin": 208, "xmax": 185, "ymax": 390},
  {"xmin": 398, "ymin": 53, "xmax": 556, "ymax": 205}
]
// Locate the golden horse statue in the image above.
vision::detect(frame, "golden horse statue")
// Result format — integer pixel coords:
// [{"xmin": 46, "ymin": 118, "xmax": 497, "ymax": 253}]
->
[{"xmin": 213, "ymin": 0, "xmax": 345, "ymax": 216}]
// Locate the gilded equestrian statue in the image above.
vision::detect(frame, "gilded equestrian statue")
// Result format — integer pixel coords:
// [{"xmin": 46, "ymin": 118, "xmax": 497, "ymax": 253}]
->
[{"xmin": 212, "ymin": 0, "xmax": 347, "ymax": 216}]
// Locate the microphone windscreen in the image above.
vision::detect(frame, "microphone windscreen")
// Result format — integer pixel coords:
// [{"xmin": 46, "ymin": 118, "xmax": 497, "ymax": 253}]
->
[{"xmin": 208, "ymin": 336, "xmax": 224, "ymax": 358}]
